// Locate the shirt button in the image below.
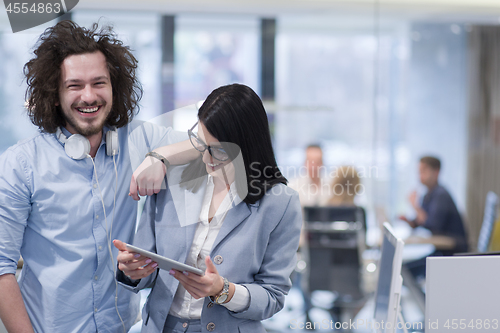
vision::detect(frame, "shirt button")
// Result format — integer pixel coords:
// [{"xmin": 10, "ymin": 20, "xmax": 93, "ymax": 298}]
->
[
  {"xmin": 94, "ymin": 276, "xmax": 98, "ymax": 280},
  {"xmin": 94, "ymin": 307, "xmax": 98, "ymax": 313},
  {"xmin": 214, "ymin": 255, "xmax": 223, "ymax": 265},
  {"xmin": 98, "ymin": 246, "xmax": 102, "ymax": 250},
  {"xmin": 207, "ymin": 322, "xmax": 216, "ymax": 331},
  {"xmin": 93, "ymin": 183, "xmax": 97, "ymax": 189},
  {"xmin": 96, "ymin": 215, "xmax": 99, "ymax": 219},
  {"xmin": 182, "ymin": 322, "xmax": 188, "ymax": 328}
]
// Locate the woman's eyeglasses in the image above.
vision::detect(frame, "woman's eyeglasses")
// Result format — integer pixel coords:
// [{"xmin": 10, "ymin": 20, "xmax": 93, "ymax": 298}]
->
[{"xmin": 188, "ymin": 122, "xmax": 229, "ymax": 162}]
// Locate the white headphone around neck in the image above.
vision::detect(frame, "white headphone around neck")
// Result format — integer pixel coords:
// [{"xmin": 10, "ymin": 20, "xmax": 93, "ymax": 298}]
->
[
  {"xmin": 55, "ymin": 126, "xmax": 124, "ymax": 331},
  {"xmin": 56, "ymin": 127, "xmax": 119, "ymax": 160}
]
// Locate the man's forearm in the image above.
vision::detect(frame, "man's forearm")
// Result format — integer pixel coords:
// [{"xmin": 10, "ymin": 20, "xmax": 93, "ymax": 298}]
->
[
  {"xmin": 153, "ymin": 140, "xmax": 198, "ymax": 165},
  {"xmin": 414, "ymin": 207, "xmax": 428, "ymax": 226},
  {"xmin": 0, "ymin": 274, "xmax": 34, "ymax": 333}
]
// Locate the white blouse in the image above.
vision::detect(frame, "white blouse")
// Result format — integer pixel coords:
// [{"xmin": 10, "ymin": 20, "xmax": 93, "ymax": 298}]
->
[{"xmin": 168, "ymin": 175, "xmax": 250, "ymax": 319}]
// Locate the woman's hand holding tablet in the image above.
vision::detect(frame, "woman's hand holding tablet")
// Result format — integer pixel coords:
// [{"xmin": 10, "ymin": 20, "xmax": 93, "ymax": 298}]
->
[{"xmin": 113, "ymin": 240, "xmax": 204, "ymax": 280}]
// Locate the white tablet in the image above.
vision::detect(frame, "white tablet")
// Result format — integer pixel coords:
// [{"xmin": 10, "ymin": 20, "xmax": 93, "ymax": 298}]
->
[{"xmin": 125, "ymin": 243, "xmax": 204, "ymax": 276}]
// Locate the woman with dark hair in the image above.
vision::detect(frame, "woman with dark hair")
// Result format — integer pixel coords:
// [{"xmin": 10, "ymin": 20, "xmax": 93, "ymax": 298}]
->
[{"xmin": 114, "ymin": 84, "xmax": 302, "ymax": 333}]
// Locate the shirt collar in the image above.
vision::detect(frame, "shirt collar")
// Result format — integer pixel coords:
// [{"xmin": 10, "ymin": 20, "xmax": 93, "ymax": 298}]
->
[
  {"xmin": 56, "ymin": 125, "xmax": 111, "ymax": 150},
  {"xmin": 206, "ymin": 174, "xmax": 243, "ymax": 207}
]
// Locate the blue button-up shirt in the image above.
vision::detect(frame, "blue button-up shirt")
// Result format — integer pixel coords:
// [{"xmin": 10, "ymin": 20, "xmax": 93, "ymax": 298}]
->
[{"xmin": 0, "ymin": 121, "xmax": 185, "ymax": 332}]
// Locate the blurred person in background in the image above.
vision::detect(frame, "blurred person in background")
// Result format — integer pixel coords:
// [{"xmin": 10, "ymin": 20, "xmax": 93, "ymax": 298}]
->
[
  {"xmin": 288, "ymin": 144, "xmax": 330, "ymax": 207},
  {"xmin": 327, "ymin": 165, "xmax": 360, "ymax": 206},
  {"xmin": 400, "ymin": 156, "xmax": 468, "ymax": 279}
]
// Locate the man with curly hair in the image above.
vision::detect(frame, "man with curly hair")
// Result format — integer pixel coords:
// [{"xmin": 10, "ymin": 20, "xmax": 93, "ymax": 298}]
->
[{"xmin": 0, "ymin": 21, "xmax": 184, "ymax": 332}]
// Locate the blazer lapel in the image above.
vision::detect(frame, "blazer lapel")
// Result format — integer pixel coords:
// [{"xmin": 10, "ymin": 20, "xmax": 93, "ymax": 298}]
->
[{"xmin": 211, "ymin": 201, "xmax": 252, "ymax": 253}]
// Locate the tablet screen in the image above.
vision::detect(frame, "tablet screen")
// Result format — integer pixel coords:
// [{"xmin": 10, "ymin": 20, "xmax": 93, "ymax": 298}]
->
[{"xmin": 125, "ymin": 244, "xmax": 204, "ymax": 276}]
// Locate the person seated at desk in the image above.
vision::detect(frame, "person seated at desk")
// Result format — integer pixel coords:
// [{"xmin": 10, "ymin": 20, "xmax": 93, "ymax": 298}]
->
[
  {"xmin": 327, "ymin": 165, "xmax": 360, "ymax": 206},
  {"xmin": 400, "ymin": 156, "xmax": 467, "ymax": 253},
  {"xmin": 400, "ymin": 156, "xmax": 468, "ymax": 279}
]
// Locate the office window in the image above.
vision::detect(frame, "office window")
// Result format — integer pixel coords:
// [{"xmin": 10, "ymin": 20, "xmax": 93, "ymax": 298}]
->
[
  {"xmin": 73, "ymin": 11, "xmax": 162, "ymax": 121},
  {"xmin": 275, "ymin": 16, "xmax": 468, "ymax": 229},
  {"xmin": 174, "ymin": 14, "xmax": 260, "ymax": 110},
  {"xmin": 0, "ymin": 17, "xmax": 54, "ymax": 152}
]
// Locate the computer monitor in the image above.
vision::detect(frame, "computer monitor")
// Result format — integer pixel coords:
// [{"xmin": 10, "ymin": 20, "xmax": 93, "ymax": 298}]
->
[
  {"xmin": 373, "ymin": 222, "xmax": 405, "ymax": 333},
  {"xmin": 426, "ymin": 255, "xmax": 500, "ymax": 332},
  {"xmin": 477, "ymin": 191, "xmax": 498, "ymax": 252}
]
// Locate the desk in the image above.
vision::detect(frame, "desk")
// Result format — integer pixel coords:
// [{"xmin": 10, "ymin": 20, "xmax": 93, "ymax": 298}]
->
[
  {"xmin": 383, "ymin": 221, "xmax": 456, "ymax": 251},
  {"xmin": 404, "ymin": 235, "xmax": 456, "ymax": 250},
  {"xmin": 402, "ymin": 244, "xmax": 435, "ymax": 262}
]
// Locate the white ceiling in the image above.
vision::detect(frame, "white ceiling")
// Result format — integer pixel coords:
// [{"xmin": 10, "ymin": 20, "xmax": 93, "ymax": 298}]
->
[
  {"xmin": 75, "ymin": 0, "xmax": 500, "ymax": 22},
  {"xmin": 2, "ymin": 0, "xmax": 500, "ymax": 30}
]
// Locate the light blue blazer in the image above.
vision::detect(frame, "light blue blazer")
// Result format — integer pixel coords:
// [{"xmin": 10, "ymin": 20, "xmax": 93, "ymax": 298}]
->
[{"xmin": 118, "ymin": 168, "xmax": 302, "ymax": 333}]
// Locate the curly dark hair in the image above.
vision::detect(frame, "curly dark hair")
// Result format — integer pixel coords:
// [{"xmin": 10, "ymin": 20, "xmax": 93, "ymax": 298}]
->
[{"xmin": 24, "ymin": 20, "xmax": 142, "ymax": 133}]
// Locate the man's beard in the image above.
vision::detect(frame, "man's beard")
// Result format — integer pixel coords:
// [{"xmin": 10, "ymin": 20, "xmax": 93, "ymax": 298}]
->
[
  {"xmin": 62, "ymin": 102, "xmax": 111, "ymax": 137},
  {"xmin": 64, "ymin": 114, "xmax": 107, "ymax": 136}
]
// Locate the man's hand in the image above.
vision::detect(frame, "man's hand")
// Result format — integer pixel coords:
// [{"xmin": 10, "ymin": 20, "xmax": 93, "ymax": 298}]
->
[
  {"xmin": 398, "ymin": 215, "xmax": 410, "ymax": 223},
  {"xmin": 402, "ymin": 190, "xmax": 427, "ymax": 227},
  {"xmin": 113, "ymin": 240, "xmax": 158, "ymax": 280},
  {"xmin": 129, "ymin": 156, "xmax": 166, "ymax": 201},
  {"xmin": 399, "ymin": 215, "xmax": 416, "ymax": 228}
]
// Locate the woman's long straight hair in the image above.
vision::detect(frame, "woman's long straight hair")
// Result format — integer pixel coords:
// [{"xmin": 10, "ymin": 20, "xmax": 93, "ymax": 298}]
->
[{"xmin": 182, "ymin": 84, "xmax": 287, "ymax": 204}]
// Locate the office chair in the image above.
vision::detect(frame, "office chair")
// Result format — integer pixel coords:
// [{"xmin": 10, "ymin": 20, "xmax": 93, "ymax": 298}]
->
[{"xmin": 302, "ymin": 206, "xmax": 367, "ymax": 322}]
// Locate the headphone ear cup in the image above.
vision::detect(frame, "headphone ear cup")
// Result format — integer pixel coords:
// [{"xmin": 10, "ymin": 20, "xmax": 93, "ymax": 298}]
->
[
  {"xmin": 65, "ymin": 134, "xmax": 91, "ymax": 160},
  {"xmin": 106, "ymin": 130, "xmax": 119, "ymax": 156}
]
